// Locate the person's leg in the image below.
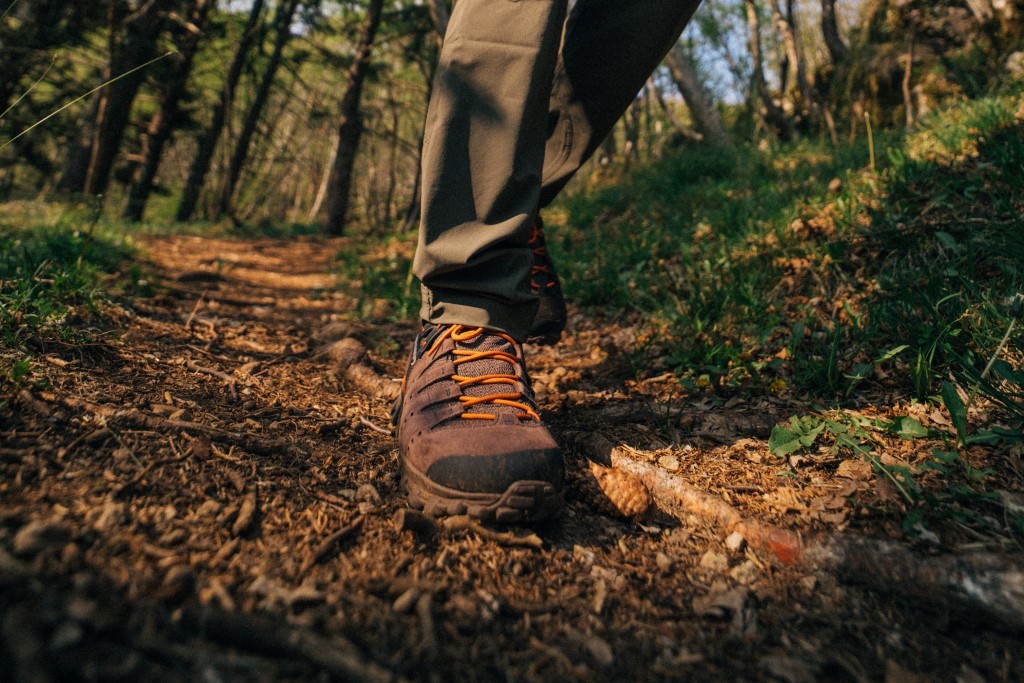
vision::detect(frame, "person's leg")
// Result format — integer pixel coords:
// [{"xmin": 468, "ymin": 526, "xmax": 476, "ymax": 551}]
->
[
  {"xmin": 397, "ymin": 0, "xmax": 570, "ymax": 523},
  {"xmin": 413, "ymin": 0, "xmax": 569, "ymax": 341},
  {"xmin": 540, "ymin": 0, "xmax": 704, "ymax": 207}
]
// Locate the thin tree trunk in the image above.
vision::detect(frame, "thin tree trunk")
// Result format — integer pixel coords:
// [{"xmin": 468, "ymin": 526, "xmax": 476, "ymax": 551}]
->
[
  {"xmin": 902, "ymin": 33, "xmax": 915, "ymax": 130},
  {"xmin": 321, "ymin": 0, "xmax": 385, "ymax": 234},
  {"xmin": 820, "ymin": 0, "xmax": 847, "ymax": 65},
  {"xmin": 124, "ymin": 0, "xmax": 214, "ymax": 221},
  {"xmin": 57, "ymin": 0, "xmax": 168, "ymax": 196},
  {"xmin": 743, "ymin": 0, "xmax": 793, "ymax": 140},
  {"xmin": 665, "ymin": 44, "xmax": 731, "ymax": 148},
  {"xmin": 771, "ymin": 0, "xmax": 810, "ymax": 116},
  {"xmin": 214, "ymin": 0, "xmax": 299, "ymax": 220},
  {"xmin": 175, "ymin": 0, "xmax": 265, "ymax": 221},
  {"xmin": 87, "ymin": 0, "xmax": 169, "ymax": 196},
  {"xmin": 427, "ymin": 0, "xmax": 449, "ymax": 40},
  {"xmin": 649, "ymin": 77, "xmax": 702, "ymax": 142}
]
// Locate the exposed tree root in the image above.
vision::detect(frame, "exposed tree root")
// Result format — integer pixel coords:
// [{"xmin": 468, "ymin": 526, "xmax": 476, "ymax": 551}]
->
[
  {"xmin": 325, "ymin": 337, "xmax": 401, "ymax": 401},
  {"xmin": 179, "ymin": 605, "xmax": 408, "ymax": 683},
  {"xmin": 34, "ymin": 392, "xmax": 306, "ymax": 458},
  {"xmin": 580, "ymin": 434, "xmax": 1024, "ymax": 634}
]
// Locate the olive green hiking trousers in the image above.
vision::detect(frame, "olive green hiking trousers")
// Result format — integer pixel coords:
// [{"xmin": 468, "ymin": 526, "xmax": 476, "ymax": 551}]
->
[{"xmin": 414, "ymin": 0, "xmax": 703, "ymax": 339}]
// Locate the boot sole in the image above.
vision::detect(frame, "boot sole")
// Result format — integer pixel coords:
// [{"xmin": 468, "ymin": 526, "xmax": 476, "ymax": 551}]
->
[{"xmin": 402, "ymin": 461, "xmax": 563, "ymax": 524}]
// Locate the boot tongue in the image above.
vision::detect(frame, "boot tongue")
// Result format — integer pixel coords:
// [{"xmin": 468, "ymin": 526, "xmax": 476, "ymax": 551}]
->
[{"xmin": 456, "ymin": 330, "xmax": 526, "ymax": 418}]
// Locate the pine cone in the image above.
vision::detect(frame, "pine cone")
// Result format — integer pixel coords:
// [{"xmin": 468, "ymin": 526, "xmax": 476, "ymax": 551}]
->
[{"xmin": 580, "ymin": 460, "xmax": 654, "ymax": 520}]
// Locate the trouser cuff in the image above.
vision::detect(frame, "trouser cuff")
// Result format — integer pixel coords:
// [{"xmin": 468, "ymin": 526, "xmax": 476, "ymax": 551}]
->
[{"xmin": 420, "ymin": 284, "xmax": 538, "ymax": 342}]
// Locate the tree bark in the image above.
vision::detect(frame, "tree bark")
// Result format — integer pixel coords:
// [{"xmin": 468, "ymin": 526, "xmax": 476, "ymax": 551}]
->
[
  {"xmin": 321, "ymin": 0, "xmax": 385, "ymax": 235},
  {"xmin": 58, "ymin": 1, "xmax": 171, "ymax": 196},
  {"xmin": 649, "ymin": 77, "xmax": 702, "ymax": 143},
  {"xmin": 820, "ymin": 0, "xmax": 847, "ymax": 64},
  {"xmin": 770, "ymin": 0, "xmax": 811, "ymax": 115},
  {"xmin": 175, "ymin": 0, "xmax": 265, "ymax": 221},
  {"xmin": 81, "ymin": 1, "xmax": 171, "ymax": 197},
  {"xmin": 743, "ymin": 0, "xmax": 793, "ymax": 140},
  {"xmin": 665, "ymin": 44, "xmax": 731, "ymax": 148},
  {"xmin": 124, "ymin": 0, "xmax": 215, "ymax": 221},
  {"xmin": 214, "ymin": 0, "xmax": 300, "ymax": 220}
]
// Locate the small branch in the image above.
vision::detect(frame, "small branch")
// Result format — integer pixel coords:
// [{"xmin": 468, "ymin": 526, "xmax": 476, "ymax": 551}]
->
[
  {"xmin": 43, "ymin": 394, "xmax": 305, "ymax": 458},
  {"xmin": 301, "ymin": 514, "xmax": 364, "ymax": 572},
  {"xmin": 180, "ymin": 606, "xmax": 407, "ymax": 683},
  {"xmin": 358, "ymin": 416, "xmax": 392, "ymax": 437},
  {"xmin": 186, "ymin": 359, "xmax": 239, "ymax": 400}
]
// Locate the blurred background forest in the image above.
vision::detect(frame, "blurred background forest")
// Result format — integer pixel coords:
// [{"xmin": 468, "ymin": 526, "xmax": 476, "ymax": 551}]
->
[
  {"xmin": 0, "ymin": 0, "xmax": 1020, "ymax": 231},
  {"xmin": 2, "ymin": 0, "xmax": 1023, "ymax": 408}
]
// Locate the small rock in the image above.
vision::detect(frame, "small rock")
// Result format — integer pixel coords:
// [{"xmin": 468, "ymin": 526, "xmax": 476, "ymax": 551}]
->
[
  {"xmin": 585, "ymin": 635, "xmax": 614, "ymax": 667},
  {"xmin": 698, "ymin": 550, "xmax": 728, "ymax": 573},
  {"xmin": 392, "ymin": 587, "xmax": 420, "ymax": 613},
  {"xmin": 356, "ymin": 484, "xmax": 381, "ymax": 505},
  {"xmin": 729, "ymin": 560, "xmax": 760, "ymax": 586},
  {"xmin": 655, "ymin": 552, "xmax": 673, "ymax": 572},
  {"xmin": 13, "ymin": 520, "xmax": 71, "ymax": 556},
  {"xmin": 693, "ymin": 586, "xmax": 749, "ymax": 619},
  {"xmin": 49, "ymin": 621, "xmax": 84, "ymax": 651},
  {"xmin": 657, "ymin": 455, "xmax": 680, "ymax": 471},
  {"xmin": 725, "ymin": 531, "xmax": 746, "ymax": 553}
]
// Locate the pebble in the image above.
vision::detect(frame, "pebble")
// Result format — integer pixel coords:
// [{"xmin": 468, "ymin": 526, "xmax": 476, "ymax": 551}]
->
[
  {"xmin": 392, "ymin": 587, "xmax": 420, "ymax": 613},
  {"xmin": 658, "ymin": 455, "xmax": 680, "ymax": 471},
  {"xmin": 725, "ymin": 531, "xmax": 746, "ymax": 553},
  {"xmin": 698, "ymin": 550, "xmax": 729, "ymax": 573},
  {"xmin": 655, "ymin": 552, "xmax": 673, "ymax": 572},
  {"xmin": 13, "ymin": 520, "xmax": 71, "ymax": 556},
  {"xmin": 729, "ymin": 560, "xmax": 760, "ymax": 586}
]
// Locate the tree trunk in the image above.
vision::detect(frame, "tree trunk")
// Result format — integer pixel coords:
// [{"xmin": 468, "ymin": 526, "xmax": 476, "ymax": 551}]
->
[
  {"xmin": 90, "ymin": 0, "xmax": 171, "ymax": 197},
  {"xmin": 214, "ymin": 0, "xmax": 299, "ymax": 220},
  {"xmin": 124, "ymin": 0, "xmax": 214, "ymax": 221},
  {"xmin": 649, "ymin": 77, "xmax": 702, "ymax": 142},
  {"xmin": 321, "ymin": 0, "xmax": 385, "ymax": 235},
  {"xmin": 743, "ymin": 0, "xmax": 793, "ymax": 140},
  {"xmin": 665, "ymin": 44, "xmax": 731, "ymax": 148},
  {"xmin": 820, "ymin": 0, "xmax": 848, "ymax": 64},
  {"xmin": 427, "ymin": 0, "xmax": 449, "ymax": 40},
  {"xmin": 175, "ymin": 0, "xmax": 265, "ymax": 221},
  {"xmin": 770, "ymin": 0, "xmax": 811, "ymax": 115}
]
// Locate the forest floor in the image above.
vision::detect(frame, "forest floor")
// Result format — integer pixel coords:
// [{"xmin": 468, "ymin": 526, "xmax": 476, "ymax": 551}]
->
[{"xmin": 2, "ymin": 233, "xmax": 1023, "ymax": 682}]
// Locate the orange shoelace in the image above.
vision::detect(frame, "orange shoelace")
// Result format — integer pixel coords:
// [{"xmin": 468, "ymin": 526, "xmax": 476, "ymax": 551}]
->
[
  {"xmin": 427, "ymin": 325, "xmax": 540, "ymax": 422},
  {"xmin": 528, "ymin": 223, "xmax": 557, "ymax": 290}
]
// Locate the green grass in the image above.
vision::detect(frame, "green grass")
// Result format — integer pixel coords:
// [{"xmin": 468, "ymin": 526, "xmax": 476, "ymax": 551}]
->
[
  {"xmin": 0, "ymin": 213, "xmax": 134, "ymax": 350},
  {"xmin": 548, "ymin": 93, "xmax": 1024, "ymax": 402}
]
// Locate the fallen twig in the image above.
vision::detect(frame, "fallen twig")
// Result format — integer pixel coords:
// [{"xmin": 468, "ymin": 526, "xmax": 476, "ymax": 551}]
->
[
  {"xmin": 186, "ymin": 359, "xmax": 239, "ymax": 401},
  {"xmin": 43, "ymin": 394, "xmax": 305, "ymax": 459},
  {"xmin": 393, "ymin": 509, "xmax": 544, "ymax": 550},
  {"xmin": 302, "ymin": 514, "xmax": 364, "ymax": 572},
  {"xmin": 358, "ymin": 416, "xmax": 392, "ymax": 437},
  {"xmin": 580, "ymin": 433, "xmax": 802, "ymax": 564},
  {"xmin": 183, "ymin": 290, "xmax": 207, "ymax": 330},
  {"xmin": 581, "ymin": 433, "xmax": 1024, "ymax": 634},
  {"xmin": 180, "ymin": 605, "xmax": 407, "ymax": 683},
  {"xmin": 17, "ymin": 389, "xmax": 53, "ymax": 418}
]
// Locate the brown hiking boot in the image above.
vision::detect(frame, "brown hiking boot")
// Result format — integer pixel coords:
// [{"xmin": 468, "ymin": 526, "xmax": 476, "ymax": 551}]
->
[
  {"xmin": 392, "ymin": 323, "xmax": 564, "ymax": 522},
  {"xmin": 526, "ymin": 216, "xmax": 567, "ymax": 345}
]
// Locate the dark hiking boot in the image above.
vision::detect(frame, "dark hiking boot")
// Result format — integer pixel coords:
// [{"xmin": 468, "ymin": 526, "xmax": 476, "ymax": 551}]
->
[
  {"xmin": 526, "ymin": 216, "xmax": 567, "ymax": 345},
  {"xmin": 391, "ymin": 323, "xmax": 564, "ymax": 522}
]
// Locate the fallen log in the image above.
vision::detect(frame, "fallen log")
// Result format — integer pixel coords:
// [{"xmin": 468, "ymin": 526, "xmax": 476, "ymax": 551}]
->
[{"xmin": 579, "ymin": 434, "xmax": 1024, "ymax": 635}]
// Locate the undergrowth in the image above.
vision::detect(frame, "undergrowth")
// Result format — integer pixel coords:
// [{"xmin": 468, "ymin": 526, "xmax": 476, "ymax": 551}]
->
[
  {"xmin": 551, "ymin": 93, "xmax": 1024, "ymax": 406},
  {"xmin": 0, "ymin": 214, "xmax": 133, "ymax": 363}
]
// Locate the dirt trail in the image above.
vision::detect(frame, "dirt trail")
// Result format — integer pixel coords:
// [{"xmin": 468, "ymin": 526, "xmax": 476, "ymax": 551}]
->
[{"xmin": 1, "ymin": 235, "xmax": 1020, "ymax": 682}]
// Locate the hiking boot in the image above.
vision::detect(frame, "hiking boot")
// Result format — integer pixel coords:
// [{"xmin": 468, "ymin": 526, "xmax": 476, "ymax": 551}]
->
[
  {"xmin": 391, "ymin": 323, "xmax": 564, "ymax": 522},
  {"xmin": 526, "ymin": 216, "xmax": 567, "ymax": 345}
]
